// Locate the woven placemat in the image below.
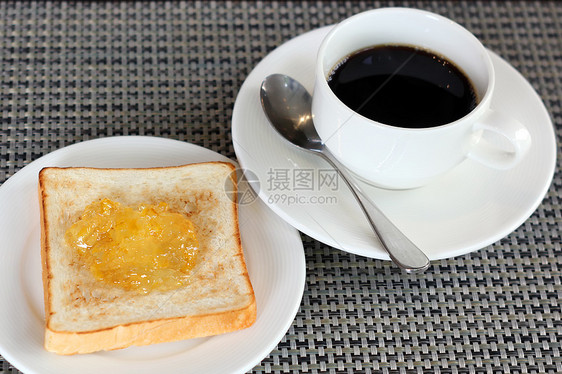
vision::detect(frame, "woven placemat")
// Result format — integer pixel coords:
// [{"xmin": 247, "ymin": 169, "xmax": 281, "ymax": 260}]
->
[{"xmin": 1, "ymin": 1, "xmax": 561, "ymax": 373}]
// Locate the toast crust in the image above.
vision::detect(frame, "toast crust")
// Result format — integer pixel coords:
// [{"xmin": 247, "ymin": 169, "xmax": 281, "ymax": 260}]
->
[
  {"xmin": 39, "ymin": 162, "xmax": 256, "ymax": 354},
  {"xmin": 39, "ymin": 174, "xmax": 52, "ymax": 333},
  {"xmin": 45, "ymin": 302, "xmax": 257, "ymax": 355}
]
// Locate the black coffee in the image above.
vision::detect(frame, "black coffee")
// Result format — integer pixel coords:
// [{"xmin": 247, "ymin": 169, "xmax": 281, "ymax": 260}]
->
[{"xmin": 327, "ymin": 45, "xmax": 478, "ymax": 128}]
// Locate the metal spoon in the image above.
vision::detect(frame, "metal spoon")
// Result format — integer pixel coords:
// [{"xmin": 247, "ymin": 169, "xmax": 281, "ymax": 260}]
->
[{"xmin": 260, "ymin": 74, "xmax": 430, "ymax": 273}]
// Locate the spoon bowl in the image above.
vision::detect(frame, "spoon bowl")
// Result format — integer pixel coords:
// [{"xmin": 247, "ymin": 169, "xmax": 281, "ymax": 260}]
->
[{"xmin": 260, "ymin": 74, "xmax": 323, "ymax": 152}]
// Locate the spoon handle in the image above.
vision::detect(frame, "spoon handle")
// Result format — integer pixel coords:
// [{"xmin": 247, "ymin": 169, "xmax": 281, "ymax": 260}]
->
[{"xmin": 320, "ymin": 147, "xmax": 430, "ymax": 273}]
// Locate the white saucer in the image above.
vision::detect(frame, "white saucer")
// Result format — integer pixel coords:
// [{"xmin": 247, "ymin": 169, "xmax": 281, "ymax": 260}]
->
[
  {"xmin": 0, "ymin": 136, "xmax": 305, "ymax": 374},
  {"xmin": 232, "ymin": 26, "xmax": 557, "ymax": 260}
]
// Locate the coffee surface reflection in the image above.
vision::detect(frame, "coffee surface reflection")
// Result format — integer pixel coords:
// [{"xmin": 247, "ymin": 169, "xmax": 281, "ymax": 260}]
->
[{"xmin": 327, "ymin": 45, "xmax": 478, "ymax": 128}]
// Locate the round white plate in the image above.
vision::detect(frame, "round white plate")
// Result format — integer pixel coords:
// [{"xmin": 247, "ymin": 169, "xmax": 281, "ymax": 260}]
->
[
  {"xmin": 232, "ymin": 26, "xmax": 557, "ymax": 260},
  {"xmin": 0, "ymin": 136, "xmax": 305, "ymax": 374}
]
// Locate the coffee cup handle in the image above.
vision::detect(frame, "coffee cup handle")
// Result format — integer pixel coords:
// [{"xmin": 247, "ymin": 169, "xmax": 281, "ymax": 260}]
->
[{"xmin": 467, "ymin": 110, "xmax": 532, "ymax": 170}]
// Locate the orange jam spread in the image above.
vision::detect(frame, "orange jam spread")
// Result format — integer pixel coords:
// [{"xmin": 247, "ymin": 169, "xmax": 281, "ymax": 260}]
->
[{"xmin": 65, "ymin": 198, "xmax": 199, "ymax": 294}]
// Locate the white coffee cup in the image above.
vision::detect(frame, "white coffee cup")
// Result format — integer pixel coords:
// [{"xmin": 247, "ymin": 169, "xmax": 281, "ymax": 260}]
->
[{"xmin": 312, "ymin": 7, "xmax": 531, "ymax": 189}]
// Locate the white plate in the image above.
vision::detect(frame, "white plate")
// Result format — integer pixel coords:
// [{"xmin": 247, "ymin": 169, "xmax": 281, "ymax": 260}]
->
[
  {"xmin": 232, "ymin": 26, "xmax": 557, "ymax": 260},
  {"xmin": 0, "ymin": 136, "xmax": 305, "ymax": 374}
]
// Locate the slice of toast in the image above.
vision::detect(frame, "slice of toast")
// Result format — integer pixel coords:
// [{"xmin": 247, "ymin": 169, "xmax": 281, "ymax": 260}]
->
[{"xmin": 39, "ymin": 162, "xmax": 256, "ymax": 355}]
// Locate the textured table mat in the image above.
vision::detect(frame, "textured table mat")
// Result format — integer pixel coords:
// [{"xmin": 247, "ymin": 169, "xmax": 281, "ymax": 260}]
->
[{"xmin": 1, "ymin": 1, "xmax": 561, "ymax": 373}]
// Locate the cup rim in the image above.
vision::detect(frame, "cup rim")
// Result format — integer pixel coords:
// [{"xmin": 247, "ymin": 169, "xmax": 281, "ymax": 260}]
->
[{"xmin": 316, "ymin": 7, "xmax": 496, "ymax": 131}]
